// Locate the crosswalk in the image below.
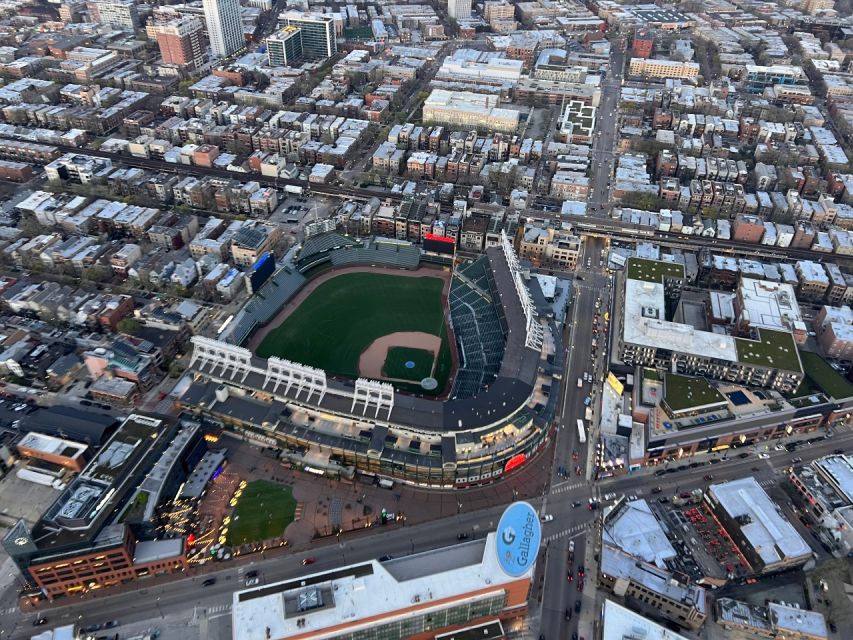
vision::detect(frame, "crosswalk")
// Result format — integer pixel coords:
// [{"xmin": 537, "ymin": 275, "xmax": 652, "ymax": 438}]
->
[
  {"xmin": 758, "ymin": 478, "xmax": 776, "ymax": 490},
  {"xmin": 543, "ymin": 522, "xmax": 590, "ymax": 545},
  {"xmin": 1, "ymin": 606, "xmax": 17, "ymax": 616},
  {"xmin": 207, "ymin": 604, "xmax": 231, "ymax": 615},
  {"xmin": 550, "ymin": 480, "xmax": 588, "ymax": 495}
]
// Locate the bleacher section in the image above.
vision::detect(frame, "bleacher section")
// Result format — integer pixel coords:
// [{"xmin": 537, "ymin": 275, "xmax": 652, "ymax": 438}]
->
[
  {"xmin": 329, "ymin": 238, "xmax": 421, "ymax": 270},
  {"xmin": 449, "ymin": 257, "xmax": 506, "ymax": 399},
  {"xmin": 296, "ymin": 232, "xmax": 358, "ymax": 272},
  {"xmin": 222, "ymin": 266, "xmax": 307, "ymax": 345}
]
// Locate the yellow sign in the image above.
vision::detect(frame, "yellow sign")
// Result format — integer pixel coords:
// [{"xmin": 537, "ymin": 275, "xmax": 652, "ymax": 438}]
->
[{"xmin": 607, "ymin": 372, "xmax": 624, "ymax": 395}]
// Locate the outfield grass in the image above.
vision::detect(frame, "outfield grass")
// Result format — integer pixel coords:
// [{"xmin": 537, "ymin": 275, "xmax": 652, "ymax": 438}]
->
[
  {"xmin": 256, "ymin": 272, "xmax": 452, "ymax": 393},
  {"xmin": 226, "ymin": 480, "xmax": 295, "ymax": 546},
  {"xmin": 383, "ymin": 346, "xmax": 434, "ymax": 382}
]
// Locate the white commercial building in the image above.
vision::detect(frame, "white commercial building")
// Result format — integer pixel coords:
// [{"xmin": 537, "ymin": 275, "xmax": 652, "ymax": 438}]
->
[
  {"xmin": 448, "ymin": 0, "xmax": 472, "ymax": 19},
  {"xmin": 423, "ymin": 89, "xmax": 519, "ymax": 133},
  {"xmin": 231, "ymin": 505, "xmax": 540, "ymax": 640},
  {"xmin": 202, "ymin": 0, "xmax": 244, "ymax": 58},
  {"xmin": 93, "ymin": 0, "xmax": 139, "ymax": 30},
  {"xmin": 602, "ymin": 600, "xmax": 690, "ymax": 640},
  {"xmin": 735, "ymin": 279, "xmax": 807, "ymax": 344},
  {"xmin": 602, "ymin": 499, "xmax": 676, "ymax": 569},
  {"xmin": 705, "ymin": 477, "xmax": 812, "ymax": 573}
]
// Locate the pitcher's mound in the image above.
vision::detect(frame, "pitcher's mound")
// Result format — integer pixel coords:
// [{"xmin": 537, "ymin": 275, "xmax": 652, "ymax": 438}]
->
[{"xmin": 359, "ymin": 332, "xmax": 442, "ymax": 382}]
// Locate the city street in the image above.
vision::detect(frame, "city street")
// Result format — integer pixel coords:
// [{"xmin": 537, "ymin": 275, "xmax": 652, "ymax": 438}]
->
[
  {"xmin": 1, "ymin": 417, "xmax": 849, "ymax": 639},
  {"xmin": 586, "ymin": 41, "xmax": 625, "ymax": 218}
]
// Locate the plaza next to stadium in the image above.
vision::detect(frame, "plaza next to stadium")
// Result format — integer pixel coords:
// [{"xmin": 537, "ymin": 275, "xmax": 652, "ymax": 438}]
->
[{"xmin": 177, "ymin": 231, "xmax": 562, "ymax": 489}]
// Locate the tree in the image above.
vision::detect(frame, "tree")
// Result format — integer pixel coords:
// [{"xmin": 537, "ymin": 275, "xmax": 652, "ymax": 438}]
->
[
  {"xmin": 81, "ymin": 265, "xmax": 109, "ymax": 283},
  {"xmin": 116, "ymin": 318, "xmax": 141, "ymax": 335}
]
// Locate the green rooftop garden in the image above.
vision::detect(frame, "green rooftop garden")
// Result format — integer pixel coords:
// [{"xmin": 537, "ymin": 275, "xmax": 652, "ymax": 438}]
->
[
  {"xmin": 735, "ymin": 328, "xmax": 802, "ymax": 373},
  {"xmin": 663, "ymin": 374, "xmax": 726, "ymax": 412},
  {"xmin": 800, "ymin": 351, "xmax": 853, "ymax": 399},
  {"xmin": 626, "ymin": 257, "xmax": 685, "ymax": 284}
]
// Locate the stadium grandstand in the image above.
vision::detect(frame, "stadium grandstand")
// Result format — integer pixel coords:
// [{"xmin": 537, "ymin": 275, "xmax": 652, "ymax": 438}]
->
[
  {"xmin": 222, "ymin": 265, "xmax": 306, "ymax": 346},
  {"xmin": 449, "ymin": 257, "xmax": 506, "ymax": 399},
  {"xmin": 180, "ymin": 232, "xmax": 555, "ymax": 488}
]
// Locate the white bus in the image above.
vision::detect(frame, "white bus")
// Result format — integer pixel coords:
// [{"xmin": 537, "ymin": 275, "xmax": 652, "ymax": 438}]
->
[{"xmin": 577, "ymin": 419, "xmax": 586, "ymax": 444}]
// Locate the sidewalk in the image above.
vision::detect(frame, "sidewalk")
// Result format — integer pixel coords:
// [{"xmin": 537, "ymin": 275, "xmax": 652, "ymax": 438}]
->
[{"xmin": 576, "ymin": 523, "xmax": 602, "ymax": 640}]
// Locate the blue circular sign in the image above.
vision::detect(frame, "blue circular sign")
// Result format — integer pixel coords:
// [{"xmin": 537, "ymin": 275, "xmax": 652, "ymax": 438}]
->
[{"xmin": 495, "ymin": 501, "xmax": 542, "ymax": 578}]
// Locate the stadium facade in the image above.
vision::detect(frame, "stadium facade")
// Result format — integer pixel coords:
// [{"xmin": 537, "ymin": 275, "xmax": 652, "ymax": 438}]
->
[{"xmin": 178, "ymin": 232, "xmax": 562, "ymax": 488}]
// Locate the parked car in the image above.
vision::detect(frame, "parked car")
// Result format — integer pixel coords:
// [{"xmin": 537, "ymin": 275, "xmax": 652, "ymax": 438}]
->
[
  {"xmin": 456, "ymin": 532, "xmax": 469, "ymax": 540},
  {"xmin": 302, "ymin": 557, "xmax": 316, "ymax": 565},
  {"xmin": 575, "ymin": 599, "xmax": 582, "ymax": 612}
]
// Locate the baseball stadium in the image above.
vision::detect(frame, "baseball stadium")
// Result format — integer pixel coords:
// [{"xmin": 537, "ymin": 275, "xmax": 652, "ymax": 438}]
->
[{"xmin": 178, "ymin": 230, "xmax": 563, "ymax": 489}]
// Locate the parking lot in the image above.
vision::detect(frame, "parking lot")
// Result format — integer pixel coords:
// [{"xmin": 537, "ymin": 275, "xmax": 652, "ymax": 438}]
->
[
  {"xmin": 665, "ymin": 500, "xmax": 752, "ymax": 585},
  {"xmin": 0, "ymin": 465, "xmax": 61, "ymax": 528}
]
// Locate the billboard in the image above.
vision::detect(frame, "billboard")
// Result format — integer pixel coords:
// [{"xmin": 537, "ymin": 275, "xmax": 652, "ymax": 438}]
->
[
  {"xmin": 495, "ymin": 501, "xmax": 541, "ymax": 578},
  {"xmin": 248, "ymin": 252, "xmax": 275, "ymax": 294},
  {"xmin": 423, "ymin": 233, "xmax": 456, "ymax": 256},
  {"xmin": 607, "ymin": 372, "xmax": 624, "ymax": 396}
]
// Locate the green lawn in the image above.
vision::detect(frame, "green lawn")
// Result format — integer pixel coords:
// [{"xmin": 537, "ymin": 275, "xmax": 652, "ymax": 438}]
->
[
  {"xmin": 663, "ymin": 374, "xmax": 726, "ymax": 412},
  {"xmin": 256, "ymin": 273, "xmax": 452, "ymax": 393},
  {"xmin": 800, "ymin": 351, "xmax": 853, "ymax": 399},
  {"xmin": 626, "ymin": 257, "xmax": 685, "ymax": 283},
  {"xmin": 226, "ymin": 480, "xmax": 295, "ymax": 546},
  {"xmin": 735, "ymin": 328, "xmax": 802, "ymax": 373},
  {"xmin": 383, "ymin": 346, "xmax": 435, "ymax": 382}
]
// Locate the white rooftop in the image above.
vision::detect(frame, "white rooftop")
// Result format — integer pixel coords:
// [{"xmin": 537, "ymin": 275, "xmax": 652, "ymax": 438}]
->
[
  {"xmin": 814, "ymin": 455, "xmax": 853, "ymax": 503},
  {"xmin": 623, "ymin": 278, "xmax": 738, "ymax": 361},
  {"xmin": 738, "ymin": 279, "xmax": 805, "ymax": 333},
  {"xmin": 708, "ymin": 477, "xmax": 811, "ymax": 566},
  {"xmin": 769, "ymin": 602, "xmax": 827, "ymax": 639},
  {"xmin": 602, "ymin": 499, "xmax": 676, "ymax": 569},
  {"xmin": 231, "ymin": 533, "xmax": 529, "ymax": 639},
  {"xmin": 17, "ymin": 431, "xmax": 87, "ymax": 459},
  {"xmin": 602, "ymin": 599, "xmax": 690, "ymax": 640}
]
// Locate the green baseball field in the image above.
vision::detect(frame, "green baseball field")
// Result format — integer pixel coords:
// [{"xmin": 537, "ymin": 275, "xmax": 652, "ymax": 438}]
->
[{"xmin": 256, "ymin": 272, "xmax": 453, "ymax": 394}]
